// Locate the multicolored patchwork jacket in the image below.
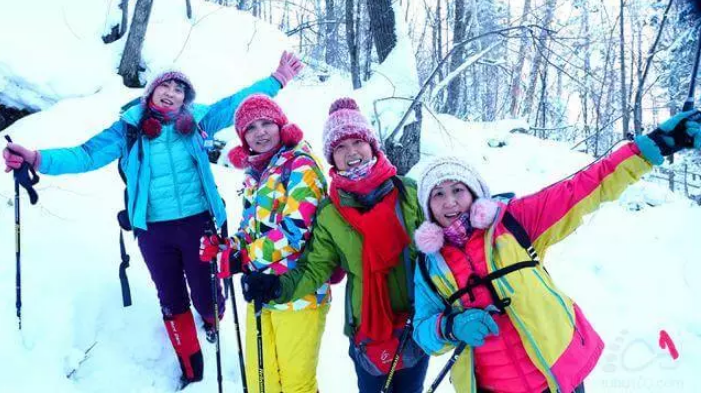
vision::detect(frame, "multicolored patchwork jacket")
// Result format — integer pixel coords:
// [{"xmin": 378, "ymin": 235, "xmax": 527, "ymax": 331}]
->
[
  {"xmin": 233, "ymin": 141, "xmax": 329, "ymax": 311},
  {"xmin": 413, "ymin": 143, "xmax": 654, "ymax": 393}
]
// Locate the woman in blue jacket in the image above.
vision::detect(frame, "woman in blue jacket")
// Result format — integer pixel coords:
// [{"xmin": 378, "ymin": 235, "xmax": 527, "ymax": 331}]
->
[{"xmin": 2, "ymin": 51, "xmax": 303, "ymax": 388}]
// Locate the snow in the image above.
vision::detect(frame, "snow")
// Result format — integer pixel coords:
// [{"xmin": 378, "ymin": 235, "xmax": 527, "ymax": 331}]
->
[{"xmin": 2, "ymin": 0, "xmax": 701, "ymax": 392}]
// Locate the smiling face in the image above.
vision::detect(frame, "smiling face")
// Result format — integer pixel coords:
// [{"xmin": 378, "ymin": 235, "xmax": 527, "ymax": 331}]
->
[
  {"xmin": 332, "ymin": 138, "xmax": 374, "ymax": 171},
  {"xmin": 244, "ymin": 119, "xmax": 281, "ymax": 154},
  {"xmin": 151, "ymin": 80, "xmax": 186, "ymax": 111},
  {"xmin": 429, "ymin": 180, "xmax": 475, "ymax": 228}
]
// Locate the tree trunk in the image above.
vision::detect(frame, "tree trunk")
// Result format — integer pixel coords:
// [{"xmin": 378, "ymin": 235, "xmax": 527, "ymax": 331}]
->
[
  {"xmin": 252, "ymin": 0, "xmax": 260, "ymax": 17},
  {"xmin": 619, "ymin": 0, "xmax": 630, "ymax": 137},
  {"xmin": 237, "ymin": 0, "xmax": 247, "ymax": 10},
  {"xmin": 102, "ymin": 0, "xmax": 129, "ymax": 44},
  {"xmin": 363, "ymin": 24, "xmax": 373, "ymax": 80},
  {"xmin": 346, "ymin": 0, "xmax": 361, "ymax": 89},
  {"xmin": 325, "ymin": 0, "xmax": 338, "ymax": 67},
  {"xmin": 118, "ymin": 0, "xmax": 153, "ymax": 87},
  {"xmin": 433, "ymin": 0, "xmax": 445, "ymax": 109},
  {"xmin": 522, "ymin": 0, "xmax": 555, "ymax": 119},
  {"xmin": 446, "ymin": 0, "xmax": 468, "ymax": 116},
  {"xmin": 508, "ymin": 0, "xmax": 533, "ymax": 117},
  {"xmin": 186, "ymin": 0, "xmax": 192, "ymax": 19},
  {"xmin": 582, "ymin": 0, "xmax": 591, "ymax": 152},
  {"xmin": 633, "ymin": 0, "xmax": 674, "ymax": 135},
  {"xmin": 384, "ymin": 105, "xmax": 422, "ymax": 176},
  {"xmin": 366, "ymin": 0, "xmax": 396, "ymax": 63}
]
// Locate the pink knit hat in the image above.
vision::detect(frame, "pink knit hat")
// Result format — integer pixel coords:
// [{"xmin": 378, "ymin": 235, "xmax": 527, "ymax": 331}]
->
[
  {"xmin": 228, "ymin": 94, "xmax": 303, "ymax": 169},
  {"xmin": 142, "ymin": 70, "xmax": 196, "ymax": 106},
  {"xmin": 322, "ymin": 98, "xmax": 381, "ymax": 165}
]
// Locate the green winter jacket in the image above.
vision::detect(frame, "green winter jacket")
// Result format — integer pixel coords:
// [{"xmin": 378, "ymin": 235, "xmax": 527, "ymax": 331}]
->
[{"xmin": 276, "ymin": 176, "xmax": 424, "ymax": 337}]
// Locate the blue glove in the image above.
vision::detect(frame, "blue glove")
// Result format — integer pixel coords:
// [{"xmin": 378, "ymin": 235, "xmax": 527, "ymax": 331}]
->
[
  {"xmin": 241, "ymin": 271, "xmax": 281, "ymax": 305},
  {"xmin": 443, "ymin": 308, "xmax": 499, "ymax": 347},
  {"xmin": 636, "ymin": 110, "xmax": 701, "ymax": 165}
]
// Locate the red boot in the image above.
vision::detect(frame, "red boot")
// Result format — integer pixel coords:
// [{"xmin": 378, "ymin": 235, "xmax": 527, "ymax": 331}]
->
[{"xmin": 163, "ymin": 310, "xmax": 203, "ymax": 385}]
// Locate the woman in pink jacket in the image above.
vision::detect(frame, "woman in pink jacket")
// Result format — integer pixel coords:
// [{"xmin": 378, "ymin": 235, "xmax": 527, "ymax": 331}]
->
[{"xmin": 411, "ymin": 111, "xmax": 701, "ymax": 392}]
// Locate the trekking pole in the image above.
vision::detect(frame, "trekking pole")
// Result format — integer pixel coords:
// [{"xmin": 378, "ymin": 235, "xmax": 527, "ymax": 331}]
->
[
  {"xmin": 254, "ymin": 299, "xmax": 265, "ymax": 393},
  {"xmin": 4, "ymin": 135, "xmax": 40, "ymax": 330},
  {"xmin": 380, "ymin": 317, "xmax": 413, "ymax": 393},
  {"xmin": 8, "ymin": 136, "xmax": 22, "ymax": 330},
  {"xmin": 426, "ymin": 342, "xmax": 467, "ymax": 393},
  {"xmin": 205, "ymin": 229, "xmax": 224, "ymax": 393},
  {"xmin": 226, "ymin": 274, "xmax": 248, "ymax": 393}
]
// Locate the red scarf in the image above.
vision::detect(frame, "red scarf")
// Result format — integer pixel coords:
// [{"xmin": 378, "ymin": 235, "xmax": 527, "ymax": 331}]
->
[{"xmin": 329, "ymin": 154, "xmax": 409, "ymax": 341}]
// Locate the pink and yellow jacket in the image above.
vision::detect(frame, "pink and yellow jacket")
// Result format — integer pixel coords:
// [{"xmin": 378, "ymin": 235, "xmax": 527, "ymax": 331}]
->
[{"xmin": 412, "ymin": 143, "xmax": 653, "ymax": 392}]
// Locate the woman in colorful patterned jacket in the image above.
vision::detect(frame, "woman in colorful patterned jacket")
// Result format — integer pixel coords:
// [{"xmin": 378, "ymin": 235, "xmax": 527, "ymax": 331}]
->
[
  {"xmin": 411, "ymin": 111, "xmax": 701, "ymax": 393},
  {"xmin": 2, "ymin": 51, "xmax": 301, "ymax": 389},
  {"xmin": 199, "ymin": 93, "xmax": 329, "ymax": 393},
  {"xmin": 240, "ymin": 97, "xmax": 430, "ymax": 393}
]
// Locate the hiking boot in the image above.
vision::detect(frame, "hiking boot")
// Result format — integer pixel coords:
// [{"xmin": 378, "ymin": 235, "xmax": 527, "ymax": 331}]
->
[{"xmin": 203, "ymin": 321, "xmax": 217, "ymax": 344}]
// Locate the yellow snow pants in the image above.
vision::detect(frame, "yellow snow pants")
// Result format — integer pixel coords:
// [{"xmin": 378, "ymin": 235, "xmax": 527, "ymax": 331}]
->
[{"xmin": 245, "ymin": 303, "xmax": 329, "ymax": 393}]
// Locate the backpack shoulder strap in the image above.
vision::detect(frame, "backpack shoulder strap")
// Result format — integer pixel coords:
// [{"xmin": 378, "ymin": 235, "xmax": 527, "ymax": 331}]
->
[
  {"xmin": 416, "ymin": 253, "xmax": 448, "ymax": 306},
  {"xmin": 501, "ymin": 210, "xmax": 539, "ymax": 262}
]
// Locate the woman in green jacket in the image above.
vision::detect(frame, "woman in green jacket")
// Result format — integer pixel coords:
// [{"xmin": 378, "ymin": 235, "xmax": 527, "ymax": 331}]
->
[{"xmin": 241, "ymin": 98, "xmax": 429, "ymax": 393}]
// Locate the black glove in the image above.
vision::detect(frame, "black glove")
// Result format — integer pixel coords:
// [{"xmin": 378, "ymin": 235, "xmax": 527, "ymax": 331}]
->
[{"xmin": 241, "ymin": 272, "xmax": 281, "ymax": 305}]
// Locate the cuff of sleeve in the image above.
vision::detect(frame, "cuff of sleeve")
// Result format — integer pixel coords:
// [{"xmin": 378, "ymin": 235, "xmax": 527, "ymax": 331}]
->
[
  {"xmin": 439, "ymin": 313, "xmax": 458, "ymax": 343},
  {"xmin": 271, "ymin": 73, "xmax": 286, "ymax": 88},
  {"xmin": 634, "ymin": 135, "xmax": 664, "ymax": 166},
  {"xmin": 274, "ymin": 275, "xmax": 291, "ymax": 304},
  {"xmin": 37, "ymin": 149, "xmax": 50, "ymax": 173}
]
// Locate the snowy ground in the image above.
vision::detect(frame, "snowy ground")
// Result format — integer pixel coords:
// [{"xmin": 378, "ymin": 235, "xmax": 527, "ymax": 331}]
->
[{"xmin": 2, "ymin": 1, "xmax": 701, "ymax": 392}]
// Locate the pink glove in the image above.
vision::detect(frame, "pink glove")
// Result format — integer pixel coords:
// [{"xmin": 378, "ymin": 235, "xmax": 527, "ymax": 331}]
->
[
  {"xmin": 271, "ymin": 51, "xmax": 304, "ymax": 87},
  {"xmin": 3, "ymin": 142, "xmax": 40, "ymax": 173},
  {"xmin": 199, "ymin": 235, "xmax": 242, "ymax": 278}
]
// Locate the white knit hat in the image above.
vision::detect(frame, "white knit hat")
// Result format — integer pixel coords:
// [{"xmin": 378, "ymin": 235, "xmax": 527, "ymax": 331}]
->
[{"xmin": 417, "ymin": 156, "xmax": 491, "ymax": 222}]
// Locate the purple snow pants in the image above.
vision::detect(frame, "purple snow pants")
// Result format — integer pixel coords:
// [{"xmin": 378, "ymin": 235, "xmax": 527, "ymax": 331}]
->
[{"xmin": 137, "ymin": 212, "xmax": 225, "ymax": 320}]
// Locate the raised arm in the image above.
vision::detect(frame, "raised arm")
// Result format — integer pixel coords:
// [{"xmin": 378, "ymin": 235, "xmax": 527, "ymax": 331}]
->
[
  {"xmin": 510, "ymin": 109, "xmax": 701, "ymax": 256},
  {"xmin": 199, "ymin": 51, "xmax": 304, "ymax": 133},
  {"xmin": 507, "ymin": 142, "xmax": 651, "ymax": 255},
  {"xmin": 38, "ymin": 120, "xmax": 126, "ymax": 175},
  {"xmin": 199, "ymin": 76, "xmax": 282, "ymax": 134}
]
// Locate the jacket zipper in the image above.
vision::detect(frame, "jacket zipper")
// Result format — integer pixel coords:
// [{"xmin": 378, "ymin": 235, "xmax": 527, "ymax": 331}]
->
[
  {"xmin": 532, "ymin": 270, "xmax": 585, "ymax": 346},
  {"xmin": 166, "ymin": 130, "xmax": 184, "ymax": 216}
]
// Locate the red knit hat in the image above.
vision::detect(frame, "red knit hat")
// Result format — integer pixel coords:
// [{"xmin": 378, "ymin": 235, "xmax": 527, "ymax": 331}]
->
[
  {"xmin": 228, "ymin": 94, "xmax": 303, "ymax": 169},
  {"xmin": 322, "ymin": 97, "xmax": 380, "ymax": 165}
]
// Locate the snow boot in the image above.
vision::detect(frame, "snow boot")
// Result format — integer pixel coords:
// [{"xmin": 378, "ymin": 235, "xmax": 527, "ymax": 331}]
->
[
  {"xmin": 203, "ymin": 320, "xmax": 217, "ymax": 344},
  {"xmin": 164, "ymin": 310, "xmax": 204, "ymax": 386}
]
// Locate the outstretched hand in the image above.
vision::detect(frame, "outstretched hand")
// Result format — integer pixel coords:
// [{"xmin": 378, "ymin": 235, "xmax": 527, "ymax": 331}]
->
[
  {"xmin": 3, "ymin": 142, "xmax": 39, "ymax": 173},
  {"xmin": 272, "ymin": 51, "xmax": 304, "ymax": 88},
  {"xmin": 636, "ymin": 110, "xmax": 701, "ymax": 165}
]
